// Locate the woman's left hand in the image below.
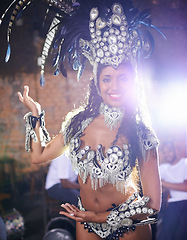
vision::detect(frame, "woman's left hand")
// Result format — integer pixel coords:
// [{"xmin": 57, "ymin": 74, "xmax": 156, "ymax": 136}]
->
[{"xmin": 59, "ymin": 203, "xmax": 108, "ymax": 223}]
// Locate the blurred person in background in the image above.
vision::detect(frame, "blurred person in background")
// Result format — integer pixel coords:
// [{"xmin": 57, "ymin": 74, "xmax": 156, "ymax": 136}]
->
[
  {"xmin": 157, "ymin": 141, "xmax": 187, "ymax": 240},
  {"xmin": 45, "ymin": 154, "xmax": 80, "ymax": 207},
  {"xmin": 0, "ymin": 215, "xmax": 7, "ymax": 240}
]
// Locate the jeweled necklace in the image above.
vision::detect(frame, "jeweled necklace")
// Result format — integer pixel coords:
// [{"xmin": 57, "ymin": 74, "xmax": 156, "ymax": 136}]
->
[{"xmin": 99, "ymin": 102, "xmax": 124, "ymax": 131}]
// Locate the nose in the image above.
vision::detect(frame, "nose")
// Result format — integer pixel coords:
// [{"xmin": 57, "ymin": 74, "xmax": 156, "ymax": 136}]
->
[{"xmin": 111, "ymin": 78, "xmax": 119, "ymax": 91}]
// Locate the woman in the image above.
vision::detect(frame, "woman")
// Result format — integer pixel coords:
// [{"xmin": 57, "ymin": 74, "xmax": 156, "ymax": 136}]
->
[
  {"xmin": 18, "ymin": 61, "xmax": 161, "ymax": 240},
  {"xmin": 3, "ymin": 0, "xmax": 161, "ymax": 239}
]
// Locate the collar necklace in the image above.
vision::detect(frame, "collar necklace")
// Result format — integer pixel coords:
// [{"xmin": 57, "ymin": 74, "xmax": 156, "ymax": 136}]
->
[{"xmin": 99, "ymin": 102, "xmax": 124, "ymax": 131}]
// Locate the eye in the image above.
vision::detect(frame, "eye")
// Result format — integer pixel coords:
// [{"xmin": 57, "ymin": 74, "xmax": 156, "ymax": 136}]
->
[
  {"xmin": 102, "ymin": 78, "xmax": 111, "ymax": 83},
  {"xmin": 118, "ymin": 75, "xmax": 130, "ymax": 82}
]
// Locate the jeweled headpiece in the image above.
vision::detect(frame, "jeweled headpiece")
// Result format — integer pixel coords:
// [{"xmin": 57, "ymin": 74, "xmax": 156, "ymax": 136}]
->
[
  {"xmin": 1, "ymin": 0, "xmax": 162, "ymax": 86},
  {"xmin": 81, "ymin": 4, "xmax": 144, "ymax": 69}
]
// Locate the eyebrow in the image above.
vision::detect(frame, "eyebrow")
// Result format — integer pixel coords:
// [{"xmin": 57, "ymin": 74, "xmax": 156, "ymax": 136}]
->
[{"xmin": 102, "ymin": 74, "xmax": 111, "ymax": 77}]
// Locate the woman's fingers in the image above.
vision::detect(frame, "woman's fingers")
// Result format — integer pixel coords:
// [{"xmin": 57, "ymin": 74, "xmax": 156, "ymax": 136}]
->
[
  {"xmin": 60, "ymin": 203, "xmax": 83, "ymax": 222},
  {"xmin": 59, "ymin": 211, "xmax": 83, "ymax": 222},
  {"xmin": 17, "ymin": 92, "xmax": 23, "ymax": 102},
  {"xmin": 61, "ymin": 203, "xmax": 79, "ymax": 213}
]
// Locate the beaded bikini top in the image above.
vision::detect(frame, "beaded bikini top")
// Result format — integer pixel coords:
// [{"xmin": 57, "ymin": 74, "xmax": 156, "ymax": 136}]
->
[{"xmin": 67, "ymin": 117, "xmax": 159, "ymax": 193}]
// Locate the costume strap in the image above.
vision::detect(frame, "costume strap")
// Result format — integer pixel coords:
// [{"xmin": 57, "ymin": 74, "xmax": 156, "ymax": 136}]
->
[
  {"xmin": 23, "ymin": 110, "xmax": 51, "ymax": 152},
  {"xmin": 137, "ymin": 124, "xmax": 159, "ymax": 161}
]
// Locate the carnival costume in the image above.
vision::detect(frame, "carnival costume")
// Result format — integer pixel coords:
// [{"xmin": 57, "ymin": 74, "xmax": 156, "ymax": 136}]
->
[{"xmin": 1, "ymin": 1, "xmax": 161, "ymax": 239}]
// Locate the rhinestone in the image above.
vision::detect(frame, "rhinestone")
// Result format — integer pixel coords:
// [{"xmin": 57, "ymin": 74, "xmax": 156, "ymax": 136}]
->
[
  {"xmin": 118, "ymin": 159, "xmax": 123, "ymax": 164},
  {"xmin": 109, "ymin": 28, "xmax": 115, "ymax": 34},
  {"xmin": 97, "ymin": 49, "xmax": 104, "ymax": 58},
  {"xmin": 96, "ymin": 43, "xmax": 100, "ymax": 48},
  {"xmin": 136, "ymin": 208, "xmax": 141, "ymax": 214},
  {"xmin": 112, "ymin": 4, "xmax": 122, "ymax": 14},
  {"xmin": 109, "ymin": 153, "xmax": 118, "ymax": 164},
  {"xmin": 144, "ymin": 196, "xmax": 149, "ymax": 202},
  {"xmin": 130, "ymin": 209, "xmax": 136, "ymax": 215},
  {"xmin": 96, "ymin": 57, "xmax": 100, "ymax": 62},
  {"xmin": 121, "ymin": 31, "xmax": 127, "ymax": 37},
  {"xmin": 109, "ymin": 44, "xmax": 118, "ymax": 54},
  {"xmin": 105, "ymin": 52, "xmax": 110, "ymax": 57},
  {"xmin": 103, "ymin": 46, "xmax": 108, "ymax": 51},
  {"xmin": 148, "ymin": 209, "xmax": 154, "ymax": 215},
  {"xmin": 96, "ymin": 30, "xmax": 101, "ymax": 36},
  {"xmin": 104, "ymin": 158, "xmax": 109, "ymax": 164},
  {"xmin": 120, "ymin": 26, "xmax": 126, "ymax": 31},
  {"xmin": 85, "ymin": 146, "xmax": 89, "ymax": 151},
  {"xmin": 123, "ymin": 144, "xmax": 128, "ymax": 149},
  {"xmin": 119, "ymin": 49, "xmax": 123, "ymax": 54},
  {"xmin": 96, "ymin": 17, "xmax": 106, "ymax": 29},
  {"xmin": 134, "ymin": 202, "xmax": 139, "ymax": 208},
  {"xmin": 90, "ymin": 8, "xmax": 99, "ymax": 21},
  {"xmin": 97, "ymin": 37, "xmax": 102, "ymax": 42},
  {"xmin": 89, "ymin": 22, "xmax": 94, "ymax": 27},
  {"xmin": 108, "ymin": 35, "xmax": 117, "ymax": 44},
  {"xmin": 90, "ymin": 28, "xmax": 94, "ymax": 33},
  {"xmin": 81, "ymin": 149, "xmax": 85, "ymax": 155},
  {"xmin": 100, "ymin": 42, "xmax": 104, "ymax": 46},
  {"xmin": 117, "ymin": 151, "xmax": 122, "ymax": 156},
  {"xmin": 129, "ymin": 204, "xmax": 134, "ymax": 209},
  {"xmin": 112, "ymin": 14, "xmax": 122, "ymax": 25},
  {"xmin": 121, "ymin": 218, "xmax": 133, "ymax": 226},
  {"xmin": 140, "ymin": 200, "xmax": 145, "ymax": 206},
  {"xmin": 87, "ymin": 150, "xmax": 95, "ymax": 160},
  {"xmin": 116, "ymin": 216, "xmax": 121, "ymax": 222},
  {"xmin": 125, "ymin": 211, "xmax": 130, "ymax": 218},
  {"xmin": 130, "ymin": 195, "xmax": 135, "ymax": 201},
  {"xmin": 103, "ymin": 37, "xmax": 107, "ymax": 42},
  {"xmin": 113, "ymin": 146, "xmax": 118, "ymax": 152},
  {"xmin": 118, "ymin": 42, "xmax": 123, "ymax": 48},
  {"xmin": 77, "ymin": 153, "xmax": 82, "ymax": 159},
  {"xmin": 119, "ymin": 203, "xmax": 128, "ymax": 212},
  {"xmin": 121, "ymin": 37, "xmax": 126, "ymax": 42},
  {"xmin": 142, "ymin": 207, "xmax": 148, "ymax": 214},
  {"xmin": 91, "ymin": 33, "xmax": 96, "ymax": 39},
  {"xmin": 93, "ymin": 39, "xmax": 97, "ymax": 44},
  {"xmin": 104, "ymin": 31, "xmax": 109, "ymax": 37},
  {"xmin": 100, "ymin": 59, "xmax": 104, "ymax": 64},
  {"xmin": 107, "ymin": 148, "xmax": 113, "ymax": 154},
  {"xmin": 119, "ymin": 212, "xmax": 125, "ymax": 218},
  {"xmin": 115, "ymin": 29, "xmax": 120, "ymax": 35}
]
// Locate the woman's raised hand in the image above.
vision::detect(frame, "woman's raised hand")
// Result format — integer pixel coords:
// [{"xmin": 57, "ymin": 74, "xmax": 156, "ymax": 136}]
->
[{"xmin": 18, "ymin": 86, "xmax": 41, "ymax": 116}]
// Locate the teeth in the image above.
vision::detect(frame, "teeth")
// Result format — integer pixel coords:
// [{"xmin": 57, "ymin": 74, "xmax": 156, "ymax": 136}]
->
[{"xmin": 110, "ymin": 94, "xmax": 121, "ymax": 98}]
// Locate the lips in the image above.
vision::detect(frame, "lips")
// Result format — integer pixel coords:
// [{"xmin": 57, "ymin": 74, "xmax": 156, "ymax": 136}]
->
[{"xmin": 108, "ymin": 93, "xmax": 122, "ymax": 100}]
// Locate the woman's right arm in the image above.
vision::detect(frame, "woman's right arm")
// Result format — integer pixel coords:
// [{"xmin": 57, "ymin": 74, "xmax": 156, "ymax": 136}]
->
[{"xmin": 18, "ymin": 86, "xmax": 65, "ymax": 164}]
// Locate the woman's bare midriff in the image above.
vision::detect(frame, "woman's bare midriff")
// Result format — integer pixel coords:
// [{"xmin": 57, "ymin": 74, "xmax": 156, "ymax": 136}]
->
[{"xmin": 79, "ymin": 175, "xmax": 136, "ymax": 212}]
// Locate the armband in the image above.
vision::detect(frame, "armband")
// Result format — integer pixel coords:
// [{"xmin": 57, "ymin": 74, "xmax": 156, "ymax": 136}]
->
[
  {"xmin": 23, "ymin": 110, "xmax": 51, "ymax": 152},
  {"xmin": 106, "ymin": 192, "xmax": 158, "ymax": 230}
]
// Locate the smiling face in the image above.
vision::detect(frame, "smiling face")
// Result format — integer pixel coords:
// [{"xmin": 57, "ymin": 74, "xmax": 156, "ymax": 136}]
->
[{"xmin": 98, "ymin": 63, "xmax": 136, "ymax": 108}]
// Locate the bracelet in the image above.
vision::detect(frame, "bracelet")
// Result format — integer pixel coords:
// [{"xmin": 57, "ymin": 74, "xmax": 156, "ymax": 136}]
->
[
  {"xmin": 23, "ymin": 110, "xmax": 51, "ymax": 152},
  {"xmin": 106, "ymin": 192, "xmax": 158, "ymax": 230}
]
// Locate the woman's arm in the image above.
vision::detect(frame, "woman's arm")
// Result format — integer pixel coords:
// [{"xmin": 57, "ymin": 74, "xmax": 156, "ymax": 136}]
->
[
  {"xmin": 138, "ymin": 148, "xmax": 161, "ymax": 211},
  {"xmin": 18, "ymin": 86, "xmax": 65, "ymax": 164},
  {"xmin": 162, "ymin": 179, "xmax": 187, "ymax": 192},
  {"xmin": 61, "ymin": 179, "xmax": 80, "ymax": 190}
]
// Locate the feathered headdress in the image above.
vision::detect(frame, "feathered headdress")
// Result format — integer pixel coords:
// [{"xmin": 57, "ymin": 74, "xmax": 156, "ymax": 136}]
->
[{"xmin": 1, "ymin": 0, "xmax": 163, "ymax": 86}]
